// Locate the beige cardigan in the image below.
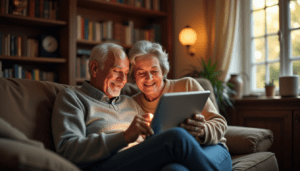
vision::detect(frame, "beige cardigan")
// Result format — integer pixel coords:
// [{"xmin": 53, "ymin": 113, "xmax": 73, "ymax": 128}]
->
[{"xmin": 132, "ymin": 77, "xmax": 228, "ymax": 149}]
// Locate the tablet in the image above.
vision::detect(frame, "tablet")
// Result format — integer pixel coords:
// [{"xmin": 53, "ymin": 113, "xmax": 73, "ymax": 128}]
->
[{"xmin": 150, "ymin": 91, "xmax": 210, "ymax": 134}]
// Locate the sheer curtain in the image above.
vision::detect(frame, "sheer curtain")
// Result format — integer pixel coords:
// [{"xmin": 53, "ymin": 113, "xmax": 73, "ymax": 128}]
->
[{"xmin": 205, "ymin": 0, "xmax": 240, "ymax": 81}]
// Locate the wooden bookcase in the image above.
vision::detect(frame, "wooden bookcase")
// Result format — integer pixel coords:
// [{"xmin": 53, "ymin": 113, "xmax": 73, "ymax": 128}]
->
[{"xmin": 0, "ymin": 0, "xmax": 173, "ymax": 86}]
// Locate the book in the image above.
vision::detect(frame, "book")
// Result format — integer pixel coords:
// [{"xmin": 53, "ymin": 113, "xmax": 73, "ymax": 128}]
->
[
  {"xmin": 145, "ymin": 0, "xmax": 151, "ymax": 9},
  {"xmin": 1, "ymin": 0, "xmax": 5, "ymax": 14},
  {"xmin": 153, "ymin": 0, "xmax": 160, "ymax": 11},
  {"xmin": 77, "ymin": 15, "xmax": 82, "ymax": 39},
  {"xmin": 28, "ymin": 0, "xmax": 35, "ymax": 17},
  {"xmin": 84, "ymin": 18, "xmax": 89, "ymax": 40},
  {"xmin": 17, "ymin": 36, "xmax": 21, "ymax": 57},
  {"xmin": 10, "ymin": 35, "xmax": 15, "ymax": 56},
  {"xmin": 39, "ymin": 0, "xmax": 44, "ymax": 18},
  {"xmin": 135, "ymin": 0, "xmax": 143, "ymax": 8},
  {"xmin": 21, "ymin": 35, "xmax": 27, "ymax": 57},
  {"xmin": 0, "ymin": 31, "xmax": 2, "ymax": 55},
  {"xmin": 35, "ymin": 0, "xmax": 39, "ymax": 17},
  {"xmin": 0, "ymin": 61, "xmax": 2, "ymax": 77},
  {"xmin": 43, "ymin": 0, "xmax": 49, "ymax": 19},
  {"xmin": 88, "ymin": 20, "xmax": 93, "ymax": 41},
  {"xmin": 113, "ymin": 22, "xmax": 122, "ymax": 42},
  {"xmin": 77, "ymin": 49, "xmax": 91, "ymax": 55}
]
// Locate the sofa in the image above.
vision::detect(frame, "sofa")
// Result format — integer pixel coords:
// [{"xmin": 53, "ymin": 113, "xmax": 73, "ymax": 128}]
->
[{"xmin": 0, "ymin": 77, "xmax": 279, "ymax": 171}]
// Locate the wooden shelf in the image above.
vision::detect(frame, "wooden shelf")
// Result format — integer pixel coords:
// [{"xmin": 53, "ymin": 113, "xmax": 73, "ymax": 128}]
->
[
  {"xmin": 77, "ymin": 0, "xmax": 167, "ymax": 18},
  {"xmin": 0, "ymin": 55, "xmax": 66, "ymax": 64},
  {"xmin": 77, "ymin": 39, "xmax": 132, "ymax": 49},
  {"xmin": 76, "ymin": 78, "xmax": 88, "ymax": 83},
  {"xmin": 0, "ymin": 13, "xmax": 67, "ymax": 27}
]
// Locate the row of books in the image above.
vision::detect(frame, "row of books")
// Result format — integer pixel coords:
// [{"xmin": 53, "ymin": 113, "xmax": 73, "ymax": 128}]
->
[
  {"xmin": 0, "ymin": 33, "xmax": 39, "ymax": 57},
  {"xmin": 77, "ymin": 16, "xmax": 162, "ymax": 46},
  {"xmin": 76, "ymin": 49, "xmax": 91, "ymax": 79},
  {"xmin": 0, "ymin": 62, "xmax": 55, "ymax": 81},
  {"xmin": 104, "ymin": 0, "xmax": 160, "ymax": 11},
  {"xmin": 0, "ymin": 0, "xmax": 58, "ymax": 20}
]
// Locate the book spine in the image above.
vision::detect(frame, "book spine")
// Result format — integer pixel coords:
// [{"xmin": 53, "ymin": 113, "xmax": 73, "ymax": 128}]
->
[
  {"xmin": 145, "ymin": 0, "xmax": 150, "ymax": 9},
  {"xmin": 39, "ymin": 0, "xmax": 44, "ymax": 18},
  {"xmin": 18, "ymin": 65, "xmax": 22, "ymax": 78},
  {"xmin": 14, "ymin": 64, "xmax": 18, "ymax": 78},
  {"xmin": 10, "ymin": 35, "xmax": 14, "ymax": 56},
  {"xmin": 93, "ymin": 22, "xmax": 96, "ymax": 41},
  {"xmin": 88, "ymin": 21, "xmax": 93, "ymax": 41},
  {"xmin": 85, "ymin": 57, "xmax": 90, "ymax": 79},
  {"xmin": 28, "ymin": 0, "xmax": 35, "ymax": 17},
  {"xmin": 84, "ymin": 18, "xmax": 89, "ymax": 40},
  {"xmin": 0, "ymin": 0, "xmax": 5, "ymax": 14},
  {"xmin": 21, "ymin": 35, "xmax": 27, "ymax": 57},
  {"xmin": 0, "ymin": 31, "xmax": 2, "ymax": 55},
  {"xmin": 77, "ymin": 49, "xmax": 91, "ymax": 55},
  {"xmin": 17, "ymin": 36, "xmax": 21, "ymax": 57},
  {"xmin": 0, "ymin": 61, "xmax": 2, "ymax": 77},
  {"xmin": 35, "ymin": 0, "xmax": 39, "ymax": 17},
  {"xmin": 43, "ymin": 0, "xmax": 49, "ymax": 19},
  {"xmin": 77, "ymin": 15, "xmax": 81, "ymax": 40}
]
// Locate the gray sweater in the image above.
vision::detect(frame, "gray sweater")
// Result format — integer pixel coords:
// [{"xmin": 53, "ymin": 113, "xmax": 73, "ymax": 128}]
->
[{"xmin": 51, "ymin": 81, "xmax": 144, "ymax": 164}]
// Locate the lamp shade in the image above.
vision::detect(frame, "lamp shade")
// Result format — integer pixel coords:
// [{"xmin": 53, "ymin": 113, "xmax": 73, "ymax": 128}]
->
[{"xmin": 179, "ymin": 26, "xmax": 197, "ymax": 46}]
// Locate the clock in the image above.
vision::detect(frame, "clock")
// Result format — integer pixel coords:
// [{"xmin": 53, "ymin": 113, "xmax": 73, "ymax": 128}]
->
[{"xmin": 40, "ymin": 34, "xmax": 60, "ymax": 57}]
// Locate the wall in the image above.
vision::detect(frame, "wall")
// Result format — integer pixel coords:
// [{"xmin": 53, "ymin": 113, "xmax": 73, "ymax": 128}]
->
[
  {"xmin": 173, "ymin": 0, "xmax": 243, "ymax": 83},
  {"xmin": 173, "ymin": 0, "xmax": 208, "ymax": 78}
]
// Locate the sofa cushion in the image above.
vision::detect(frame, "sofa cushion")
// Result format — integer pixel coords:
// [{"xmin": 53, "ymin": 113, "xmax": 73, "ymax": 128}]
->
[
  {"xmin": 0, "ymin": 78, "xmax": 68, "ymax": 151},
  {"xmin": 0, "ymin": 118, "xmax": 44, "ymax": 148},
  {"xmin": 232, "ymin": 152, "xmax": 278, "ymax": 171},
  {"xmin": 0, "ymin": 138, "xmax": 80, "ymax": 171},
  {"xmin": 225, "ymin": 126, "xmax": 273, "ymax": 155}
]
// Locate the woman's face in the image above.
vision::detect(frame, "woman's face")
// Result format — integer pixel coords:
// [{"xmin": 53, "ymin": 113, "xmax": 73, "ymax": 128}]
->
[{"xmin": 134, "ymin": 54, "xmax": 164, "ymax": 100}]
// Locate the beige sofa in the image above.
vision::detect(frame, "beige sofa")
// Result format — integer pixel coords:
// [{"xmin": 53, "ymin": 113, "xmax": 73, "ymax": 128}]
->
[{"xmin": 0, "ymin": 77, "xmax": 278, "ymax": 171}]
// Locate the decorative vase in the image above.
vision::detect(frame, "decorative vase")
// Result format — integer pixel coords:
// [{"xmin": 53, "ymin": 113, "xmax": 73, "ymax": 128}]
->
[
  {"xmin": 279, "ymin": 75, "xmax": 299, "ymax": 97},
  {"xmin": 265, "ymin": 86, "xmax": 275, "ymax": 97},
  {"xmin": 228, "ymin": 74, "xmax": 243, "ymax": 99}
]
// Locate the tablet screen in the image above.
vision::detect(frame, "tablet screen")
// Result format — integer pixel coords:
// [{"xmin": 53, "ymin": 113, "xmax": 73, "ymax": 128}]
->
[{"xmin": 150, "ymin": 91, "xmax": 210, "ymax": 134}]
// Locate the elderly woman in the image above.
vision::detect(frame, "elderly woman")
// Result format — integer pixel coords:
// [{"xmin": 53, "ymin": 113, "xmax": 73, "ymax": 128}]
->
[{"xmin": 128, "ymin": 40, "xmax": 232, "ymax": 170}]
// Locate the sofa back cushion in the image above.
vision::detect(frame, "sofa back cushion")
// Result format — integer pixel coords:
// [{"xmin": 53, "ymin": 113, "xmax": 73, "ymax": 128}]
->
[{"xmin": 0, "ymin": 78, "xmax": 68, "ymax": 151}]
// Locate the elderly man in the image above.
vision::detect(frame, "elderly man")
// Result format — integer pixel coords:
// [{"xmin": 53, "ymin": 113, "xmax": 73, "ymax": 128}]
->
[{"xmin": 52, "ymin": 43, "xmax": 231, "ymax": 171}]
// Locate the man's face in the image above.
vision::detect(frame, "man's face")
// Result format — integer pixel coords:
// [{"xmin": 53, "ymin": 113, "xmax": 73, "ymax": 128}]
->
[{"xmin": 92, "ymin": 51, "xmax": 129, "ymax": 98}]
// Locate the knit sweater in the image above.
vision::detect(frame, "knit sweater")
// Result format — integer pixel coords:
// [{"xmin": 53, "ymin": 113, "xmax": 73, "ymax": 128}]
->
[
  {"xmin": 132, "ymin": 77, "xmax": 228, "ymax": 148},
  {"xmin": 52, "ymin": 81, "xmax": 144, "ymax": 165}
]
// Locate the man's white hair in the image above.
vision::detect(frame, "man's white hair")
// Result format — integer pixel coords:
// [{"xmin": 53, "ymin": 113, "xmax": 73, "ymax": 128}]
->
[{"xmin": 89, "ymin": 43, "xmax": 126, "ymax": 74}]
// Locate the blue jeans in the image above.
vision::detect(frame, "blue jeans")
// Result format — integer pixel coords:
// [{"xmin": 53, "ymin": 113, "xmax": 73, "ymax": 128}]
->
[{"xmin": 84, "ymin": 128, "xmax": 232, "ymax": 171}]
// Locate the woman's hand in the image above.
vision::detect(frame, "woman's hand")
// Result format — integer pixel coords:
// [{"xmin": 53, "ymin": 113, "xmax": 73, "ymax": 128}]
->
[
  {"xmin": 124, "ymin": 113, "xmax": 154, "ymax": 143},
  {"xmin": 180, "ymin": 114, "xmax": 206, "ymax": 137}
]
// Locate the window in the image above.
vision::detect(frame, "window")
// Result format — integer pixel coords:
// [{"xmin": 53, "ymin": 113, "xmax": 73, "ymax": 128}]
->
[{"xmin": 244, "ymin": 0, "xmax": 300, "ymax": 92}]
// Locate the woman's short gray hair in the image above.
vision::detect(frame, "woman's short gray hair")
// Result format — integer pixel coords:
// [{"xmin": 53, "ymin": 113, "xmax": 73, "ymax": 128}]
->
[
  {"xmin": 89, "ymin": 43, "xmax": 125, "ymax": 75},
  {"xmin": 128, "ymin": 40, "xmax": 169, "ymax": 79}
]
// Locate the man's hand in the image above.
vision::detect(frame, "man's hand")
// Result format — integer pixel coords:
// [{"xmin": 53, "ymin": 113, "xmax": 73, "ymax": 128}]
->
[
  {"xmin": 124, "ymin": 113, "xmax": 154, "ymax": 143},
  {"xmin": 180, "ymin": 113, "xmax": 206, "ymax": 137}
]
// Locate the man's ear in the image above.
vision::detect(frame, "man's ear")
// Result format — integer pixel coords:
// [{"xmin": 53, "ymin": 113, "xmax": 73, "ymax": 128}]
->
[{"xmin": 90, "ymin": 60, "xmax": 99, "ymax": 78}]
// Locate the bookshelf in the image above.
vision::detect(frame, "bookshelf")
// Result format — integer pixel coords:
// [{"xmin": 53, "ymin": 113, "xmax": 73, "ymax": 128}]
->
[{"xmin": 0, "ymin": 0, "xmax": 173, "ymax": 86}]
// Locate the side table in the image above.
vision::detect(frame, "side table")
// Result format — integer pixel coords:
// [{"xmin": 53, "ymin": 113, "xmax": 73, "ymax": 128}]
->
[{"xmin": 229, "ymin": 96, "xmax": 300, "ymax": 171}]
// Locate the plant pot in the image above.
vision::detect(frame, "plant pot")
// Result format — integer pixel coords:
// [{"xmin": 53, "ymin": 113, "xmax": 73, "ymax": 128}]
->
[{"xmin": 265, "ymin": 86, "xmax": 275, "ymax": 97}]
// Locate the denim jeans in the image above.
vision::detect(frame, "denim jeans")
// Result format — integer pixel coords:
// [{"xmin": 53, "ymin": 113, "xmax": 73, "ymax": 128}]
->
[{"xmin": 84, "ymin": 127, "xmax": 232, "ymax": 171}]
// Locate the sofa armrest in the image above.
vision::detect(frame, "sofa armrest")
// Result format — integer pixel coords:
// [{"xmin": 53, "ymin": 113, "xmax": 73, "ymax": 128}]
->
[
  {"xmin": 225, "ymin": 126, "xmax": 274, "ymax": 155},
  {"xmin": 0, "ymin": 138, "xmax": 81, "ymax": 171}
]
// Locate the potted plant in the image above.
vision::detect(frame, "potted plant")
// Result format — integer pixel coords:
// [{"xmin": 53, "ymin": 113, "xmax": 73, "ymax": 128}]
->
[
  {"xmin": 265, "ymin": 80, "xmax": 276, "ymax": 97},
  {"xmin": 185, "ymin": 58, "xmax": 235, "ymax": 122}
]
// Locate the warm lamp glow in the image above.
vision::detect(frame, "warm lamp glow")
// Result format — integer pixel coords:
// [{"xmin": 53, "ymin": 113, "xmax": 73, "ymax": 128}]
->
[{"xmin": 179, "ymin": 26, "xmax": 197, "ymax": 45}]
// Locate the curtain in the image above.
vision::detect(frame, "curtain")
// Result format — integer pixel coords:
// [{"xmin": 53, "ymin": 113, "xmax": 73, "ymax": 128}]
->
[{"xmin": 206, "ymin": 0, "xmax": 240, "ymax": 81}]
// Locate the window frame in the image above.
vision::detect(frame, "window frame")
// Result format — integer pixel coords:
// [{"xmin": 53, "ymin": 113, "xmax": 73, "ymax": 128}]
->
[{"xmin": 242, "ymin": 0, "xmax": 300, "ymax": 94}]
